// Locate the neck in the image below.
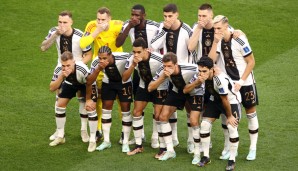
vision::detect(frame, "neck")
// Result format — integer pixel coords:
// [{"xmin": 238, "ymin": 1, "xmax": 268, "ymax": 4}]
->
[
  {"xmin": 223, "ymin": 31, "xmax": 231, "ymax": 42},
  {"xmin": 143, "ymin": 51, "xmax": 150, "ymax": 61},
  {"xmin": 173, "ymin": 64, "xmax": 179, "ymax": 75}
]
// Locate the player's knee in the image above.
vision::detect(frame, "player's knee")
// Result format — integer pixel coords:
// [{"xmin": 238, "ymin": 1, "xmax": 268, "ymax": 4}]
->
[
  {"xmin": 200, "ymin": 120, "xmax": 212, "ymax": 137},
  {"xmin": 247, "ymin": 111, "xmax": 259, "ymax": 133},
  {"xmin": 190, "ymin": 118, "xmax": 199, "ymax": 127},
  {"xmin": 227, "ymin": 124, "xmax": 239, "ymax": 139},
  {"xmin": 87, "ymin": 110, "xmax": 98, "ymax": 121},
  {"xmin": 55, "ymin": 106, "xmax": 66, "ymax": 117}
]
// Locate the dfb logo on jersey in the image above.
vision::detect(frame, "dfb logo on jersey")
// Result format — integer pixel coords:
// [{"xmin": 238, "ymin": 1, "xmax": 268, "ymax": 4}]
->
[
  {"xmin": 243, "ymin": 46, "xmax": 250, "ymax": 53},
  {"xmin": 218, "ymin": 88, "xmax": 225, "ymax": 94}
]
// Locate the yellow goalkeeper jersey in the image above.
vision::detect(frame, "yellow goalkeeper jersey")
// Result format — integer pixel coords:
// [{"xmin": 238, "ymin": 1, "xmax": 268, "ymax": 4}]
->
[{"xmin": 80, "ymin": 20, "xmax": 123, "ymax": 59}]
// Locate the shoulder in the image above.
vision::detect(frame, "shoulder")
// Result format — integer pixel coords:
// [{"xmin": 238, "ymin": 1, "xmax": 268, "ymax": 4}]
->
[
  {"xmin": 73, "ymin": 28, "xmax": 83, "ymax": 37},
  {"xmin": 179, "ymin": 63, "xmax": 197, "ymax": 71},
  {"xmin": 150, "ymin": 52, "xmax": 163, "ymax": 62},
  {"xmin": 76, "ymin": 61, "xmax": 89, "ymax": 74},
  {"xmin": 113, "ymin": 52, "xmax": 131, "ymax": 59},
  {"xmin": 85, "ymin": 20, "xmax": 97, "ymax": 32},
  {"xmin": 233, "ymin": 35, "xmax": 249, "ymax": 46},
  {"xmin": 110, "ymin": 20, "xmax": 123, "ymax": 26},
  {"xmin": 146, "ymin": 20, "xmax": 160, "ymax": 28},
  {"xmin": 91, "ymin": 58, "xmax": 99, "ymax": 67},
  {"xmin": 181, "ymin": 22, "xmax": 192, "ymax": 33}
]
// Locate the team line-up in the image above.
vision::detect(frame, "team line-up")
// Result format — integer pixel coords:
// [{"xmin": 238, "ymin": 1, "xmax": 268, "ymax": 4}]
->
[{"xmin": 41, "ymin": 3, "xmax": 259, "ymax": 171}]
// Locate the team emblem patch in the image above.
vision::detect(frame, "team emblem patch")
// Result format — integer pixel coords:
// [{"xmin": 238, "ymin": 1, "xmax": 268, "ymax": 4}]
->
[
  {"xmin": 243, "ymin": 46, "xmax": 250, "ymax": 53},
  {"xmin": 205, "ymin": 39, "xmax": 212, "ymax": 46},
  {"xmin": 218, "ymin": 88, "xmax": 224, "ymax": 93}
]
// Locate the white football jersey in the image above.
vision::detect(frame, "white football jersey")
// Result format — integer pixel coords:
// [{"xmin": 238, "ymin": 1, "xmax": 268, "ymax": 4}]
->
[
  {"xmin": 125, "ymin": 52, "xmax": 168, "ymax": 90},
  {"xmin": 121, "ymin": 19, "xmax": 160, "ymax": 50},
  {"xmin": 45, "ymin": 27, "xmax": 92, "ymax": 63},
  {"xmin": 51, "ymin": 61, "xmax": 90, "ymax": 85},
  {"xmin": 216, "ymin": 35, "xmax": 255, "ymax": 85},
  {"xmin": 151, "ymin": 22, "xmax": 197, "ymax": 64},
  {"xmin": 206, "ymin": 72, "xmax": 241, "ymax": 104},
  {"xmin": 90, "ymin": 52, "xmax": 131, "ymax": 84},
  {"xmin": 153, "ymin": 63, "xmax": 203, "ymax": 96}
]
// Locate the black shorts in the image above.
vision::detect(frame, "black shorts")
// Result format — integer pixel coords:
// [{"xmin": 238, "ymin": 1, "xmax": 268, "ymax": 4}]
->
[
  {"xmin": 164, "ymin": 90, "xmax": 186, "ymax": 110},
  {"xmin": 240, "ymin": 83, "xmax": 259, "ymax": 109},
  {"xmin": 203, "ymin": 100, "xmax": 241, "ymax": 119},
  {"xmin": 59, "ymin": 82, "xmax": 86, "ymax": 99},
  {"xmin": 186, "ymin": 95, "xmax": 204, "ymax": 112},
  {"xmin": 101, "ymin": 82, "xmax": 133, "ymax": 102},
  {"xmin": 135, "ymin": 87, "xmax": 168, "ymax": 105}
]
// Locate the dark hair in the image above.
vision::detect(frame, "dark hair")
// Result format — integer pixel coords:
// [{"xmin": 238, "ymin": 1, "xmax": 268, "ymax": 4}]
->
[
  {"xmin": 162, "ymin": 52, "xmax": 177, "ymax": 64},
  {"xmin": 132, "ymin": 4, "xmax": 145, "ymax": 14},
  {"xmin": 61, "ymin": 51, "xmax": 73, "ymax": 61},
  {"xmin": 97, "ymin": 7, "xmax": 111, "ymax": 16},
  {"xmin": 197, "ymin": 56, "xmax": 214, "ymax": 69},
  {"xmin": 163, "ymin": 3, "xmax": 178, "ymax": 13},
  {"xmin": 98, "ymin": 46, "xmax": 112, "ymax": 55},
  {"xmin": 59, "ymin": 10, "xmax": 72, "ymax": 18},
  {"xmin": 199, "ymin": 3, "xmax": 212, "ymax": 11},
  {"xmin": 133, "ymin": 37, "xmax": 148, "ymax": 48}
]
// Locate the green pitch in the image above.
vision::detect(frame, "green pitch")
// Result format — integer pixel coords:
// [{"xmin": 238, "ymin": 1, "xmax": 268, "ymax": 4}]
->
[{"xmin": 1, "ymin": 0, "xmax": 297, "ymax": 170}]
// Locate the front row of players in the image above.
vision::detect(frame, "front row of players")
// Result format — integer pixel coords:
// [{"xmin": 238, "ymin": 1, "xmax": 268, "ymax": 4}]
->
[{"xmin": 49, "ymin": 38, "xmax": 251, "ymax": 170}]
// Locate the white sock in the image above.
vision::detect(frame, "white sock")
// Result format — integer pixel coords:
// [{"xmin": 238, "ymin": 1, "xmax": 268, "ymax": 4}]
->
[
  {"xmin": 102, "ymin": 109, "xmax": 112, "ymax": 143},
  {"xmin": 227, "ymin": 124, "xmax": 239, "ymax": 162},
  {"xmin": 88, "ymin": 110, "xmax": 98, "ymax": 142},
  {"xmin": 79, "ymin": 101, "xmax": 88, "ymax": 131},
  {"xmin": 161, "ymin": 122, "xmax": 174, "ymax": 152},
  {"xmin": 192, "ymin": 126, "xmax": 201, "ymax": 156},
  {"xmin": 55, "ymin": 106, "xmax": 66, "ymax": 138},
  {"xmin": 247, "ymin": 112, "xmax": 259, "ymax": 150},
  {"xmin": 187, "ymin": 113, "xmax": 193, "ymax": 143},
  {"xmin": 169, "ymin": 111, "xmax": 178, "ymax": 143},
  {"xmin": 152, "ymin": 114, "xmax": 159, "ymax": 140},
  {"xmin": 221, "ymin": 114, "xmax": 230, "ymax": 153},
  {"xmin": 122, "ymin": 111, "xmax": 132, "ymax": 144},
  {"xmin": 142, "ymin": 112, "xmax": 145, "ymax": 139},
  {"xmin": 200, "ymin": 120, "xmax": 212, "ymax": 157},
  {"xmin": 133, "ymin": 116, "xmax": 143, "ymax": 145},
  {"xmin": 157, "ymin": 121, "xmax": 166, "ymax": 148}
]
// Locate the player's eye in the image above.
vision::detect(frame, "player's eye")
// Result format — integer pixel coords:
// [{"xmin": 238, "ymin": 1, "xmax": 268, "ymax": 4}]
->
[{"xmin": 199, "ymin": 70, "xmax": 208, "ymax": 73}]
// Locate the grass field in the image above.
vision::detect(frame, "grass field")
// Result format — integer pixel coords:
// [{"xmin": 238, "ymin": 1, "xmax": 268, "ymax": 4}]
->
[{"xmin": 1, "ymin": 0, "xmax": 298, "ymax": 170}]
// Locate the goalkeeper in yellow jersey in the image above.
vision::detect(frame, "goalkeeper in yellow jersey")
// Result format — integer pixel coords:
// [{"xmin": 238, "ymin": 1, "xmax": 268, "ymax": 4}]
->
[{"xmin": 80, "ymin": 7, "xmax": 124, "ymax": 142}]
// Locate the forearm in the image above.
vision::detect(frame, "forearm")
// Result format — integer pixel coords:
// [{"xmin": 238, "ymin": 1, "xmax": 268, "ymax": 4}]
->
[
  {"xmin": 183, "ymin": 81, "xmax": 201, "ymax": 94},
  {"xmin": 49, "ymin": 75, "xmax": 64, "ymax": 92},
  {"xmin": 188, "ymin": 28, "xmax": 201, "ymax": 51},
  {"xmin": 221, "ymin": 96, "xmax": 232, "ymax": 118},
  {"xmin": 86, "ymin": 83, "xmax": 93, "ymax": 100},
  {"xmin": 86, "ymin": 68, "xmax": 101, "ymax": 85},
  {"xmin": 242, "ymin": 55, "xmax": 255, "ymax": 81},
  {"xmin": 148, "ymin": 76, "xmax": 166, "ymax": 92},
  {"xmin": 208, "ymin": 42, "xmax": 219, "ymax": 63},
  {"xmin": 80, "ymin": 35, "xmax": 94, "ymax": 49},
  {"xmin": 122, "ymin": 65, "xmax": 135, "ymax": 82},
  {"xmin": 116, "ymin": 26, "xmax": 131, "ymax": 47},
  {"xmin": 41, "ymin": 33, "xmax": 59, "ymax": 51}
]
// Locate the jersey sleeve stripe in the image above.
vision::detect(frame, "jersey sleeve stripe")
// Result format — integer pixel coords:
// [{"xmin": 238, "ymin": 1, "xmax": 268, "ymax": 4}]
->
[{"xmin": 235, "ymin": 38, "xmax": 245, "ymax": 46}]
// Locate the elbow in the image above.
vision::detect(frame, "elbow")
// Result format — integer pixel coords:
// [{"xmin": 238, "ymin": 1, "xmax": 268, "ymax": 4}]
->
[
  {"xmin": 147, "ymin": 84, "xmax": 154, "ymax": 92},
  {"xmin": 40, "ymin": 46, "xmax": 46, "ymax": 52},
  {"xmin": 49, "ymin": 86, "xmax": 56, "ymax": 92},
  {"xmin": 188, "ymin": 44, "xmax": 195, "ymax": 52},
  {"xmin": 79, "ymin": 41, "xmax": 86, "ymax": 49}
]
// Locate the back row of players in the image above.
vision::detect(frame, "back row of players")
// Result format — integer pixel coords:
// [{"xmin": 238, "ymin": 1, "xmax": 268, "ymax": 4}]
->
[{"xmin": 41, "ymin": 3, "xmax": 258, "ymax": 171}]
